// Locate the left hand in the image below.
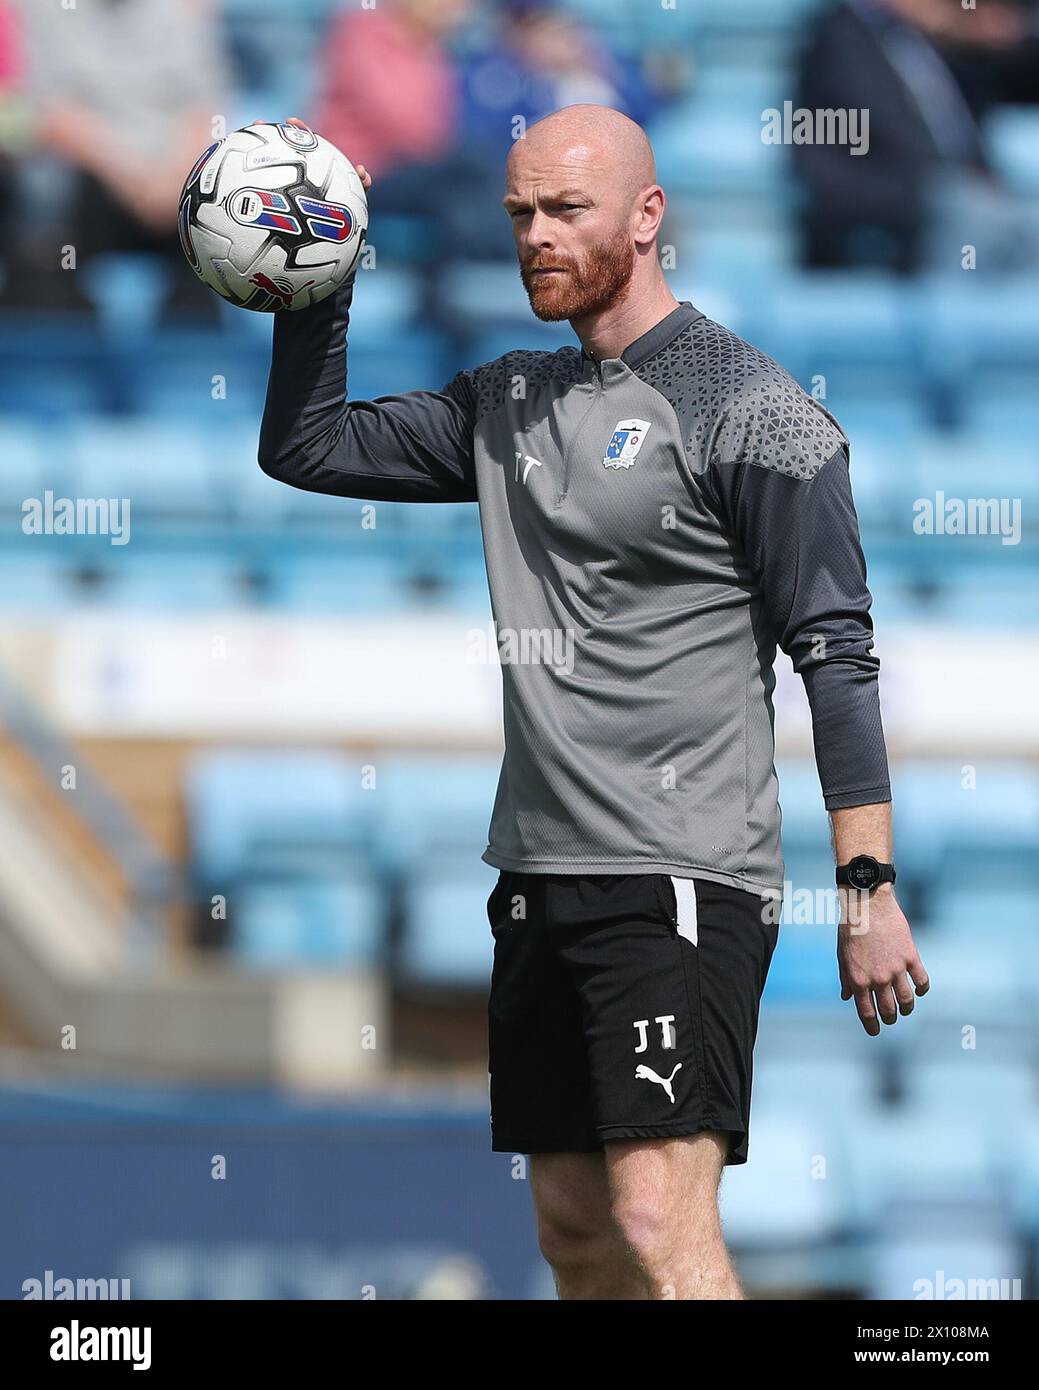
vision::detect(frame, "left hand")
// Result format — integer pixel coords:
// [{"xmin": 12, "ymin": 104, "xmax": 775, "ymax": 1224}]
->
[{"xmin": 837, "ymin": 888, "xmax": 929, "ymax": 1035}]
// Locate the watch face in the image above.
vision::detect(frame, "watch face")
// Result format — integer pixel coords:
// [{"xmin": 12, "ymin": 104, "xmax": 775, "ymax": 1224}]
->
[{"xmin": 847, "ymin": 855, "xmax": 882, "ymax": 891}]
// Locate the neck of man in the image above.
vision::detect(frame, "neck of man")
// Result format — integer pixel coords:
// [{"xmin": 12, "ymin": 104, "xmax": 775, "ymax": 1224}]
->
[{"xmin": 572, "ymin": 273, "xmax": 681, "ymax": 363}]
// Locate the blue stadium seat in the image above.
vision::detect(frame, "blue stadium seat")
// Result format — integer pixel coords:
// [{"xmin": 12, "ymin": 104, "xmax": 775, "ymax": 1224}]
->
[
  {"xmin": 267, "ymin": 552, "xmax": 413, "ymax": 611},
  {"xmin": 721, "ymin": 1111, "xmax": 850, "ymax": 1245},
  {"xmin": 398, "ymin": 858, "xmax": 498, "ymax": 986},
  {"xmin": 186, "ymin": 749, "xmax": 370, "ymax": 888},
  {"xmin": 845, "ymin": 1111, "xmax": 1000, "ymax": 1223},
  {"xmin": 893, "ymin": 762, "xmax": 1039, "ymax": 872},
  {"xmin": 345, "ymin": 331, "xmax": 450, "ymax": 400},
  {"xmin": 960, "ymin": 377, "xmax": 1039, "ymax": 435},
  {"xmin": 131, "ymin": 337, "xmax": 270, "ymax": 420},
  {"xmin": 651, "ymin": 102, "xmax": 785, "ymax": 197},
  {"xmin": 749, "ymin": 272, "xmax": 920, "ymax": 377},
  {"xmin": 901, "ymin": 936, "xmax": 1028, "ymax": 1027},
  {"xmin": 94, "ymin": 552, "xmax": 251, "ymax": 609},
  {"xmin": 900, "ymin": 1059, "xmax": 1037, "ymax": 1131},
  {"xmin": 371, "ymin": 755, "xmax": 500, "ymax": 877},
  {"xmin": 929, "ymin": 275, "xmax": 1039, "ymax": 363},
  {"xmin": 682, "ymin": 218, "xmax": 799, "ymax": 291},
  {"xmin": 232, "ymin": 871, "xmax": 383, "ymax": 969},
  {"xmin": 765, "ymin": 917, "xmax": 842, "ymax": 1004},
  {"xmin": 206, "ymin": 419, "xmax": 293, "ymax": 525},
  {"xmin": 79, "ymin": 254, "xmax": 170, "ymax": 335},
  {"xmin": 0, "ymin": 421, "xmax": 48, "ymax": 511},
  {"xmin": 68, "ymin": 420, "xmax": 220, "ymax": 522},
  {"xmin": 865, "ymin": 1209, "xmax": 1022, "ymax": 1301},
  {"xmin": 0, "ymin": 553, "xmax": 79, "ymax": 608},
  {"xmin": 986, "ymin": 106, "xmax": 1039, "ymax": 193},
  {"xmin": 440, "ymin": 262, "xmax": 536, "ymax": 327},
  {"xmin": 774, "ymin": 759, "xmax": 832, "ymax": 851},
  {"xmin": 0, "ymin": 359, "xmax": 102, "ymax": 419},
  {"xmin": 345, "ymin": 268, "xmax": 423, "ymax": 335},
  {"xmin": 754, "ymin": 1055, "xmax": 881, "ymax": 1126}
]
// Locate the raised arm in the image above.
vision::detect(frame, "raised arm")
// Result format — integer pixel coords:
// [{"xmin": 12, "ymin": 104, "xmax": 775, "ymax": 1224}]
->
[
  {"xmin": 256, "ymin": 131, "xmax": 476, "ymax": 503},
  {"xmin": 258, "ymin": 274, "xmax": 477, "ymax": 503}
]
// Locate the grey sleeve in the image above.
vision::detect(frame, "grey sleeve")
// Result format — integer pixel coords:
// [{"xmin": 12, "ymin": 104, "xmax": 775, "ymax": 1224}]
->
[
  {"xmin": 709, "ymin": 436, "xmax": 891, "ymax": 810},
  {"xmin": 258, "ymin": 278, "xmax": 477, "ymax": 502}
]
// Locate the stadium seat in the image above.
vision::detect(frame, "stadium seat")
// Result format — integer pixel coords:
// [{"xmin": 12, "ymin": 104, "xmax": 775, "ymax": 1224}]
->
[
  {"xmin": 0, "ymin": 421, "xmax": 48, "ymax": 512},
  {"xmin": 232, "ymin": 871, "xmax": 383, "ymax": 969},
  {"xmin": 900, "ymin": 1059, "xmax": 1037, "ymax": 1135},
  {"xmin": 186, "ymin": 749, "xmax": 371, "ymax": 889},
  {"xmin": 92, "ymin": 552, "xmax": 253, "ymax": 609},
  {"xmin": 130, "ymin": 336, "xmax": 271, "ymax": 420},
  {"xmin": 371, "ymin": 755, "xmax": 501, "ymax": 877},
  {"xmin": 749, "ymin": 272, "xmax": 920, "ymax": 378},
  {"xmin": 721, "ymin": 1111, "xmax": 849, "ymax": 1245},
  {"xmin": 650, "ymin": 102, "xmax": 785, "ymax": 198},
  {"xmin": 844, "ymin": 1111, "xmax": 1001, "ymax": 1223},
  {"xmin": 79, "ymin": 254, "xmax": 170, "ymax": 335},
  {"xmin": 865, "ymin": 1209, "xmax": 1023, "ymax": 1301},
  {"xmin": 986, "ymin": 105, "xmax": 1039, "ymax": 193},
  {"xmin": 69, "ymin": 420, "xmax": 221, "ymax": 523},
  {"xmin": 267, "ymin": 552, "xmax": 415, "ymax": 611},
  {"xmin": 0, "ymin": 552, "xmax": 80, "ymax": 609},
  {"xmin": 398, "ymin": 858, "xmax": 498, "ymax": 987}
]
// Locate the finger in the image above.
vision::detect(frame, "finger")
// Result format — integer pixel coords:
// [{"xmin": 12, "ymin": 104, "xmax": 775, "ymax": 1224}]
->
[
  {"xmin": 873, "ymin": 983, "xmax": 898, "ymax": 1026},
  {"xmin": 286, "ymin": 116, "xmax": 312, "ymax": 129},
  {"xmin": 854, "ymin": 988, "xmax": 880, "ymax": 1036},
  {"xmin": 838, "ymin": 959, "xmax": 852, "ymax": 1001},
  {"xmin": 893, "ymin": 972, "xmax": 916, "ymax": 1016},
  {"xmin": 908, "ymin": 955, "xmax": 930, "ymax": 995}
]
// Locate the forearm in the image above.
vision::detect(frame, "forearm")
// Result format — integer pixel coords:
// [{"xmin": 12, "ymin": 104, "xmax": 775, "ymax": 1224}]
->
[{"xmin": 830, "ymin": 801, "xmax": 893, "ymax": 871}]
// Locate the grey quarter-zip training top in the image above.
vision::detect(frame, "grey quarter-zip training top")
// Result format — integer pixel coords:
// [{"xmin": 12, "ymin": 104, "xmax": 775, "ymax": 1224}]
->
[{"xmin": 259, "ymin": 279, "xmax": 890, "ymax": 894}]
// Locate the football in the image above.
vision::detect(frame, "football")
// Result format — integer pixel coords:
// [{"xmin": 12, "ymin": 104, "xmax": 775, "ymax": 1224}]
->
[{"xmin": 177, "ymin": 122, "xmax": 368, "ymax": 312}]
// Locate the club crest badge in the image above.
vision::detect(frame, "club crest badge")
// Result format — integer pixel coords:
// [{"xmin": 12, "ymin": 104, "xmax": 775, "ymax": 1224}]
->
[{"xmin": 603, "ymin": 419, "xmax": 651, "ymax": 469}]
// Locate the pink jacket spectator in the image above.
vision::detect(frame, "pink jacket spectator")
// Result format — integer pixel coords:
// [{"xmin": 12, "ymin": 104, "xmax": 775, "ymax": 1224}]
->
[
  {"xmin": 0, "ymin": 3, "xmax": 21, "ymax": 86},
  {"xmin": 314, "ymin": 3, "xmax": 458, "ymax": 178}
]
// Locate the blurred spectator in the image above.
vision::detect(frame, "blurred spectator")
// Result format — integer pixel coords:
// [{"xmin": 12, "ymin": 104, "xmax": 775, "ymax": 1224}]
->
[
  {"xmin": 6, "ymin": 0, "xmax": 229, "ymax": 317},
  {"xmin": 315, "ymin": 0, "xmax": 469, "ymax": 181},
  {"xmin": 793, "ymin": 0, "xmax": 1039, "ymax": 273},
  {"xmin": 460, "ymin": 0, "xmax": 664, "ymax": 160},
  {"xmin": 314, "ymin": 0, "xmax": 517, "ymax": 272},
  {"xmin": 0, "ymin": 2, "xmax": 24, "ymax": 266}
]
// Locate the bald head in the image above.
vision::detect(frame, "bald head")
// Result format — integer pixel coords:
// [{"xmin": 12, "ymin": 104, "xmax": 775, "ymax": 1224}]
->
[
  {"xmin": 504, "ymin": 104, "xmax": 665, "ymax": 324},
  {"xmin": 507, "ymin": 104, "xmax": 656, "ymax": 204}
]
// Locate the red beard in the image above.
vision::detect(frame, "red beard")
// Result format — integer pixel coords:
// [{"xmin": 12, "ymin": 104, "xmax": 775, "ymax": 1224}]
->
[{"xmin": 521, "ymin": 230, "xmax": 636, "ymax": 322}]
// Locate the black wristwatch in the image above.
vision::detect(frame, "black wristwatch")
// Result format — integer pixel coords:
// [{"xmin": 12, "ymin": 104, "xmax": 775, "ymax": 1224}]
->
[{"xmin": 835, "ymin": 855, "xmax": 896, "ymax": 892}]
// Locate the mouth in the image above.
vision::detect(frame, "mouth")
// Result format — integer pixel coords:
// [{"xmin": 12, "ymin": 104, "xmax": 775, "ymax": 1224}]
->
[{"xmin": 529, "ymin": 266, "xmax": 567, "ymax": 276}]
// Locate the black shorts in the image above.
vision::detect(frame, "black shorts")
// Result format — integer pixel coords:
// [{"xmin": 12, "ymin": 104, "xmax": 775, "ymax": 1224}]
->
[{"xmin": 486, "ymin": 871, "xmax": 780, "ymax": 1165}]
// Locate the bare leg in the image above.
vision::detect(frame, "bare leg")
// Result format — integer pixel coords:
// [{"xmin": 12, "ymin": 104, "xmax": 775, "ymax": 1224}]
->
[
  {"xmin": 529, "ymin": 1151, "xmax": 649, "ymax": 1299},
  {"xmin": 606, "ymin": 1131, "xmax": 743, "ymax": 1300}
]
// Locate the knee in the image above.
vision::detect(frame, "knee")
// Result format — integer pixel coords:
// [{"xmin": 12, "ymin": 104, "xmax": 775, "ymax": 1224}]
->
[
  {"xmin": 611, "ymin": 1197, "xmax": 671, "ymax": 1268},
  {"xmin": 536, "ymin": 1208, "xmax": 607, "ymax": 1274}
]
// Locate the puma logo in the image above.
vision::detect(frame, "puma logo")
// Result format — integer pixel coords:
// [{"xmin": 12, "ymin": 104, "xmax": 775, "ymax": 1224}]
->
[{"xmin": 634, "ymin": 1062, "xmax": 683, "ymax": 1104}]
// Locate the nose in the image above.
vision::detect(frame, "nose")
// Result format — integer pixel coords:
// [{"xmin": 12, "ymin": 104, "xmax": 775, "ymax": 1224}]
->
[{"xmin": 524, "ymin": 207, "xmax": 555, "ymax": 252}]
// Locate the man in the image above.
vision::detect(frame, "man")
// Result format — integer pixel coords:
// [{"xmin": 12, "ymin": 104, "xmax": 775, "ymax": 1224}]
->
[
  {"xmin": 12, "ymin": 0, "xmax": 227, "ymax": 315},
  {"xmin": 793, "ymin": 0, "xmax": 1035, "ymax": 272},
  {"xmin": 259, "ymin": 104, "xmax": 929, "ymax": 1300}
]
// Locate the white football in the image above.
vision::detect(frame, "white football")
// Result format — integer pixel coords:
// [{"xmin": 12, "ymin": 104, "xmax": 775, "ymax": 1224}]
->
[{"xmin": 178, "ymin": 122, "xmax": 368, "ymax": 312}]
